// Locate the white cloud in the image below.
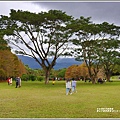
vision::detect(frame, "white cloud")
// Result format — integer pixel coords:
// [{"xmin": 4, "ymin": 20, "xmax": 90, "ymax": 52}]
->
[
  {"xmin": 0, "ymin": 1, "xmax": 49, "ymax": 56},
  {"xmin": 0, "ymin": 1, "xmax": 48, "ymax": 16}
]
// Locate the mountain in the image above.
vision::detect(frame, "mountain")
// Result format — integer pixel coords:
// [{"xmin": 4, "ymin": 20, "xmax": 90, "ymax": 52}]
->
[{"xmin": 17, "ymin": 55, "xmax": 82, "ymax": 70}]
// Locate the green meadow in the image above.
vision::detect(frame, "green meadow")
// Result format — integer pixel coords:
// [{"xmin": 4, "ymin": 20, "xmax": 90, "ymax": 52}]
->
[{"xmin": 0, "ymin": 79, "xmax": 120, "ymax": 118}]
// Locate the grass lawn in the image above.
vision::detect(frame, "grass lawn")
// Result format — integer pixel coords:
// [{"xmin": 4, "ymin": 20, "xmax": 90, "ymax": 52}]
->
[{"xmin": 0, "ymin": 79, "xmax": 120, "ymax": 118}]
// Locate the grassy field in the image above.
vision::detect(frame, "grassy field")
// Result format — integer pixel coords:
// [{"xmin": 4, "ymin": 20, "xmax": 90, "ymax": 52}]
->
[{"xmin": 0, "ymin": 79, "xmax": 120, "ymax": 118}]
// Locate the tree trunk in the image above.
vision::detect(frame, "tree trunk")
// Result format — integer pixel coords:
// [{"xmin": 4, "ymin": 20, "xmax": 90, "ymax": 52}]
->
[
  {"xmin": 44, "ymin": 69, "xmax": 50, "ymax": 84},
  {"xmin": 87, "ymin": 66, "xmax": 96, "ymax": 84},
  {"xmin": 105, "ymin": 70, "xmax": 112, "ymax": 82},
  {"xmin": 91, "ymin": 76, "xmax": 96, "ymax": 84},
  {"xmin": 106, "ymin": 73, "xmax": 111, "ymax": 82}
]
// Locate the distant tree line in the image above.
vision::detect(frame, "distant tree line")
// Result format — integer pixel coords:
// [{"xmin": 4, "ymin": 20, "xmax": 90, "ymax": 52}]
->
[{"xmin": 20, "ymin": 63, "xmax": 120, "ymax": 82}]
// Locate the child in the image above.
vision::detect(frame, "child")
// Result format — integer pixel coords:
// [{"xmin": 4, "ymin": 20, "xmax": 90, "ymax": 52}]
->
[{"xmin": 52, "ymin": 78, "xmax": 55, "ymax": 85}]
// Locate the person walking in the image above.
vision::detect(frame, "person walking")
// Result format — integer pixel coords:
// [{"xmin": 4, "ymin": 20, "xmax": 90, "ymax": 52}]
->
[
  {"xmin": 66, "ymin": 79, "xmax": 72, "ymax": 95},
  {"xmin": 71, "ymin": 78, "xmax": 77, "ymax": 93}
]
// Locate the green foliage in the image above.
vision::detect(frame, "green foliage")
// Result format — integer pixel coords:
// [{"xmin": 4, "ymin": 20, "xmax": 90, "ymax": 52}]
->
[
  {"xmin": 21, "ymin": 74, "xmax": 29, "ymax": 81},
  {"xmin": 37, "ymin": 76, "xmax": 44, "ymax": 81},
  {"xmin": 29, "ymin": 74, "xmax": 36, "ymax": 81},
  {"xmin": 0, "ymin": 35, "xmax": 10, "ymax": 50},
  {"xmin": 0, "ymin": 9, "xmax": 74, "ymax": 84},
  {"xmin": 70, "ymin": 17, "xmax": 120, "ymax": 82},
  {"xmin": 21, "ymin": 73, "xmax": 44, "ymax": 82},
  {"xmin": 0, "ymin": 9, "xmax": 120, "ymax": 84},
  {"xmin": 112, "ymin": 64, "xmax": 120, "ymax": 75},
  {"xmin": 57, "ymin": 68, "xmax": 66, "ymax": 78}
]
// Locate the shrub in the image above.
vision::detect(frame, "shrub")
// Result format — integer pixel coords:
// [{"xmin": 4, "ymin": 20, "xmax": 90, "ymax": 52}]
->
[
  {"xmin": 37, "ymin": 76, "xmax": 44, "ymax": 81},
  {"xmin": 21, "ymin": 74, "xmax": 29, "ymax": 81},
  {"xmin": 29, "ymin": 75, "xmax": 36, "ymax": 81}
]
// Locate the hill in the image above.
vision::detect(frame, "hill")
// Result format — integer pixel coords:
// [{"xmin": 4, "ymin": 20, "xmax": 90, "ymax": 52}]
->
[{"xmin": 17, "ymin": 55, "xmax": 82, "ymax": 70}]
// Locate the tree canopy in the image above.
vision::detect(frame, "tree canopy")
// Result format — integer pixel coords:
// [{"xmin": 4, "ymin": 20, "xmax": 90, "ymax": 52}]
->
[
  {"xmin": 0, "ymin": 9, "xmax": 120, "ymax": 84},
  {"xmin": 0, "ymin": 9, "xmax": 73, "ymax": 84},
  {"xmin": 70, "ymin": 17, "xmax": 120, "ymax": 83}
]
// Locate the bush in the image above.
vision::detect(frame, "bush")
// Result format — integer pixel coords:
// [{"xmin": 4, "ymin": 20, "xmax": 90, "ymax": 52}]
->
[
  {"xmin": 29, "ymin": 75, "xmax": 36, "ymax": 81},
  {"xmin": 21, "ymin": 74, "xmax": 29, "ymax": 81},
  {"xmin": 37, "ymin": 76, "xmax": 44, "ymax": 81}
]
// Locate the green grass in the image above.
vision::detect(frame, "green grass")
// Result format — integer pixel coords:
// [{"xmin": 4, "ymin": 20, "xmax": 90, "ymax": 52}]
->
[{"xmin": 0, "ymin": 80, "xmax": 120, "ymax": 118}]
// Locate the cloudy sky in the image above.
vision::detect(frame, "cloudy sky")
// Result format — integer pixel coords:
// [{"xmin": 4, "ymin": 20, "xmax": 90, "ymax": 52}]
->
[{"xmin": 0, "ymin": 1, "xmax": 120, "ymax": 26}]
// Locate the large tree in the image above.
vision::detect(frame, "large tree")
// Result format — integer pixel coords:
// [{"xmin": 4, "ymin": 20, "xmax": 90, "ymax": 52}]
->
[
  {"xmin": 96, "ymin": 22, "xmax": 120, "ymax": 81},
  {"xmin": 69, "ymin": 17, "xmax": 102, "ymax": 83},
  {"xmin": 0, "ymin": 9, "xmax": 73, "ymax": 84},
  {"xmin": 70, "ymin": 17, "xmax": 120, "ymax": 83}
]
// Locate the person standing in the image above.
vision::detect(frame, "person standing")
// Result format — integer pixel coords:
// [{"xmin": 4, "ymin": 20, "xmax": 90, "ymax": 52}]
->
[
  {"xmin": 18, "ymin": 77, "xmax": 21, "ymax": 87},
  {"xmin": 52, "ymin": 77, "xmax": 55, "ymax": 85},
  {"xmin": 7, "ymin": 77, "xmax": 11, "ymax": 85},
  {"xmin": 72, "ymin": 79, "xmax": 77, "ymax": 93},
  {"xmin": 15, "ymin": 76, "xmax": 21, "ymax": 88},
  {"xmin": 66, "ymin": 79, "xmax": 72, "ymax": 95},
  {"xmin": 10, "ymin": 77, "xmax": 12, "ymax": 85},
  {"xmin": 15, "ymin": 76, "xmax": 19, "ymax": 88}
]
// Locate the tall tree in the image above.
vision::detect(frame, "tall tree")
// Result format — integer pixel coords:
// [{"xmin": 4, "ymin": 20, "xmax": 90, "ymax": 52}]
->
[
  {"xmin": 96, "ymin": 22, "xmax": 120, "ymax": 81},
  {"xmin": 70, "ymin": 17, "xmax": 120, "ymax": 83},
  {"xmin": 69, "ymin": 17, "xmax": 102, "ymax": 83},
  {"xmin": 0, "ymin": 9, "xmax": 73, "ymax": 84}
]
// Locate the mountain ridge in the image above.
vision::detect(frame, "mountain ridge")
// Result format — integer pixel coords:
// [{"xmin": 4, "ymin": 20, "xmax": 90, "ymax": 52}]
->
[{"xmin": 17, "ymin": 55, "xmax": 82, "ymax": 70}]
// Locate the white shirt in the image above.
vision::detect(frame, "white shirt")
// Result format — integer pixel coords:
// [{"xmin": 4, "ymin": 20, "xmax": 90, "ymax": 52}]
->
[{"xmin": 66, "ymin": 81, "xmax": 72, "ymax": 88}]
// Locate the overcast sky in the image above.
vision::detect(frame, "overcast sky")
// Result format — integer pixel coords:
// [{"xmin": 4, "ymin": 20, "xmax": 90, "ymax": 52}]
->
[{"xmin": 0, "ymin": 1, "xmax": 120, "ymax": 26}]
